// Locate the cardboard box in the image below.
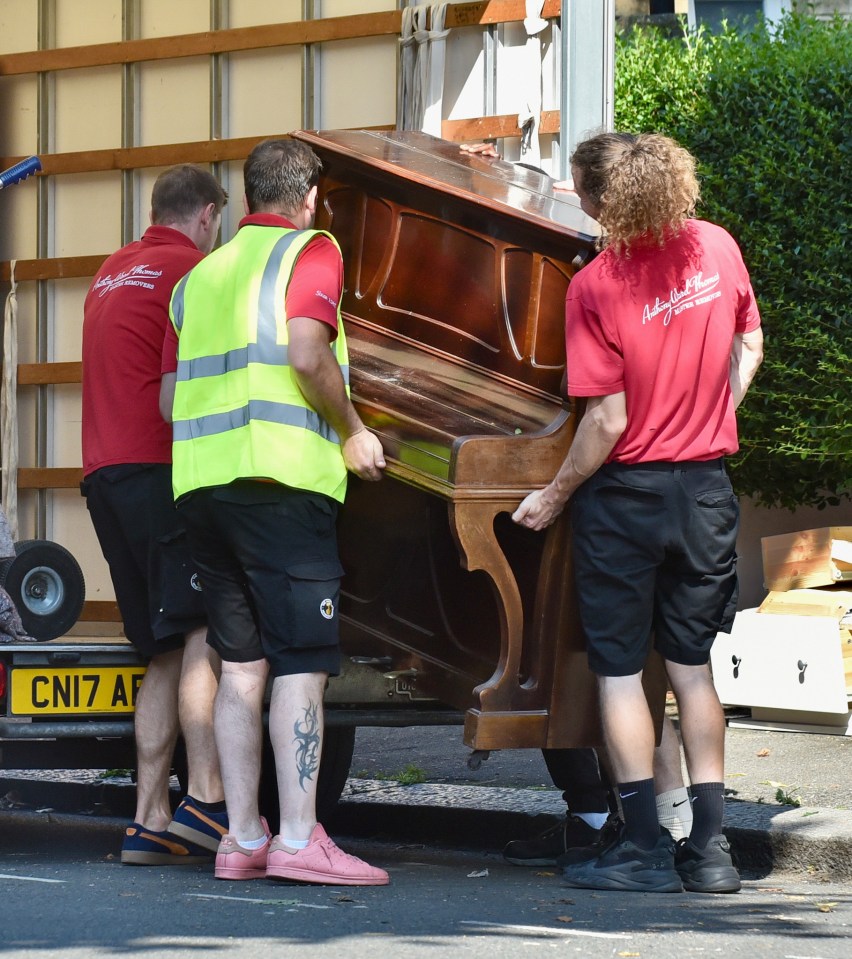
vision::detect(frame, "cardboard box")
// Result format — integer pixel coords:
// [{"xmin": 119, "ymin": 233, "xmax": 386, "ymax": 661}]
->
[
  {"xmin": 761, "ymin": 526, "xmax": 852, "ymax": 591},
  {"xmin": 711, "ymin": 607, "xmax": 852, "ymax": 712},
  {"xmin": 714, "ymin": 589, "xmax": 852, "ymax": 731}
]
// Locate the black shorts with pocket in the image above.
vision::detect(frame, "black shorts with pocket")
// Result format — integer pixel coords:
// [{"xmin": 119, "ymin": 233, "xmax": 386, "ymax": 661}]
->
[
  {"xmin": 570, "ymin": 458, "xmax": 739, "ymax": 677},
  {"xmin": 81, "ymin": 464, "xmax": 206, "ymax": 658},
  {"xmin": 177, "ymin": 481, "xmax": 343, "ymax": 679}
]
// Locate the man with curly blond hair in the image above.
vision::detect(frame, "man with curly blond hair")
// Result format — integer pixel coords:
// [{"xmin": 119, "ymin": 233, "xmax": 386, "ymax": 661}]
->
[{"xmin": 513, "ymin": 132, "xmax": 764, "ymax": 894}]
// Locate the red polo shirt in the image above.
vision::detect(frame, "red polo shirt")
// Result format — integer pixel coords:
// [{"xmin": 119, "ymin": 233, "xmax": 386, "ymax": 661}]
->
[
  {"xmin": 82, "ymin": 226, "xmax": 204, "ymax": 475},
  {"xmin": 566, "ymin": 219, "xmax": 762, "ymax": 463}
]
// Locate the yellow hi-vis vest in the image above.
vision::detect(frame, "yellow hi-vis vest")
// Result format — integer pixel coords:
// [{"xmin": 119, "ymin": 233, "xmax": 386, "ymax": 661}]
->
[{"xmin": 169, "ymin": 225, "xmax": 349, "ymax": 503}]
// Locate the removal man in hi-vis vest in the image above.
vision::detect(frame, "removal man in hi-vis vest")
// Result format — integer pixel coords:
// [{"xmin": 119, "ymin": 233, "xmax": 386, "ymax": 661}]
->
[{"xmin": 160, "ymin": 139, "xmax": 388, "ymax": 886}]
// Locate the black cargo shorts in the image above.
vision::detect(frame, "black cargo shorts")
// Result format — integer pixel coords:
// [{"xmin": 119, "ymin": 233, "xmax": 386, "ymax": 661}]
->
[{"xmin": 571, "ymin": 458, "xmax": 739, "ymax": 677}]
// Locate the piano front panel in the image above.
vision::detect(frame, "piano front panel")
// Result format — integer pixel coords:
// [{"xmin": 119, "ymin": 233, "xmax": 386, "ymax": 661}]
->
[
  {"xmin": 533, "ymin": 255, "xmax": 580, "ymax": 371},
  {"xmin": 318, "ymin": 178, "xmax": 574, "ymax": 397},
  {"xmin": 382, "ymin": 213, "xmax": 503, "ymax": 356}
]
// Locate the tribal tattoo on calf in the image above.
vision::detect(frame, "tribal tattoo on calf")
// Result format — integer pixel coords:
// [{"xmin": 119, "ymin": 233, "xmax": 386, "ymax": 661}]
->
[{"xmin": 293, "ymin": 700, "xmax": 322, "ymax": 792}]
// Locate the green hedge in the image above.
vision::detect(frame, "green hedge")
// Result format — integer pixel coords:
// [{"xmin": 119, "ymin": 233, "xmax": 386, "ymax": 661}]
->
[{"xmin": 614, "ymin": 13, "xmax": 851, "ymax": 509}]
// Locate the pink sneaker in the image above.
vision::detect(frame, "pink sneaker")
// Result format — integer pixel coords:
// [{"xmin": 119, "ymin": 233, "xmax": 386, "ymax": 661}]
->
[
  {"xmin": 266, "ymin": 823, "xmax": 389, "ymax": 886},
  {"xmin": 214, "ymin": 818, "xmax": 271, "ymax": 880}
]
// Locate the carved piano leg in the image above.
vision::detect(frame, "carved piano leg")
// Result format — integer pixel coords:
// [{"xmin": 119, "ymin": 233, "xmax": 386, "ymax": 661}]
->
[{"xmin": 448, "ymin": 498, "xmax": 551, "ymax": 749}]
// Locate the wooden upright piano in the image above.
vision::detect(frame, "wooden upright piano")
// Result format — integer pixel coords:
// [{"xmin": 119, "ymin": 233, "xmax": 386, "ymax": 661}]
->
[{"xmin": 295, "ymin": 129, "xmax": 621, "ymax": 752}]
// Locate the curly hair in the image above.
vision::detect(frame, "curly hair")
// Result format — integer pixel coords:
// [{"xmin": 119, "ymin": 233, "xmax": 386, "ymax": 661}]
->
[{"xmin": 571, "ymin": 132, "xmax": 699, "ymax": 255}]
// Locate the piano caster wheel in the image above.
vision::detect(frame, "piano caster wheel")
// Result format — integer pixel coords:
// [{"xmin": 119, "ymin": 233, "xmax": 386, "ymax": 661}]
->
[{"xmin": 467, "ymin": 749, "xmax": 491, "ymax": 771}]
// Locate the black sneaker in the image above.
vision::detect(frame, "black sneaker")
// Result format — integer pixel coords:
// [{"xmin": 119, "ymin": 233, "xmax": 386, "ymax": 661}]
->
[
  {"xmin": 557, "ymin": 812, "xmax": 622, "ymax": 868},
  {"xmin": 561, "ymin": 824, "xmax": 683, "ymax": 893},
  {"xmin": 503, "ymin": 815, "xmax": 601, "ymax": 866},
  {"xmin": 675, "ymin": 834, "xmax": 741, "ymax": 893}
]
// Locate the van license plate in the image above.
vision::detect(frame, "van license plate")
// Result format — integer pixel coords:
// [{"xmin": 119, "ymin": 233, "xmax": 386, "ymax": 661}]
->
[{"xmin": 10, "ymin": 666, "xmax": 146, "ymax": 716}]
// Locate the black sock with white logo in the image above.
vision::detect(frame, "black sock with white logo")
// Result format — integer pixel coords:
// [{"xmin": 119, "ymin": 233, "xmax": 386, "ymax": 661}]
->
[
  {"xmin": 688, "ymin": 781, "xmax": 725, "ymax": 848},
  {"xmin": 617, "ymin": 778, "xmax": 659, "ymax": 850}
]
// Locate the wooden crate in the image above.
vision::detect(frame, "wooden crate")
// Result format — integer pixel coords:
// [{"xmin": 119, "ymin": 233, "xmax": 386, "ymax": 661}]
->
[
  {"xmin": 758, "ymin": 587, "xmax": 852, "ymax": 619},
  {"xmin": 761, "ymin": 526, "xmax": 852, "ymax": 591}
]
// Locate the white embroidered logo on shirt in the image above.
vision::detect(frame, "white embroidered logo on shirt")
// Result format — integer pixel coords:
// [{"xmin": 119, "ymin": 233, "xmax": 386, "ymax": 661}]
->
[
  {"xmin": 93, "ymin": 264, "xmax": 165, "ymax": 296},
  {"xmin": 314, "ymin": 289, "xmax": 337, "ymax": 308},
  {"xmin": 642, "ymin": 271, "xmax": 721, "ymax": 326}
]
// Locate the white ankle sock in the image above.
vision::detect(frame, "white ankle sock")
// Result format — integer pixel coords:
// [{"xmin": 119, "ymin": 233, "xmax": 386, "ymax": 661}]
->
[
  {"xmin": 576, "ymin": 812, "xmax": 609, "ymax": 831},
  {"xmin": 282, "ymin": 838, "xmax": 309, "ymax": 849},
  {"xmin": 238, "ymin": 834, "xmax": 269, "ymax": 850}
]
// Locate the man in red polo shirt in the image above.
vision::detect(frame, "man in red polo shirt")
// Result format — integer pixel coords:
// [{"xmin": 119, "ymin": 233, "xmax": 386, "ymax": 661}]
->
[
  {"xmin": 82, "ymin": 165, "xmax": 229, "ymax": 864},
  {"xmin": 514, "ymin": 132, "xmax": 763, "ymax": 894}
]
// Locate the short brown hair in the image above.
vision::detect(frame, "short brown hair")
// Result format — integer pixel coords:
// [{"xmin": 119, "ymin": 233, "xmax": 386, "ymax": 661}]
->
[
  {"xmin": 571, "ymin": 132, "xmax": 699, "ymax": 255},
  {"xmin": 243, "ymin": 139, "xmax": 322, "ymax": 215},
  {"xmin": 151, "ymin": 165, "xmax": 227, "ymax": 225}
]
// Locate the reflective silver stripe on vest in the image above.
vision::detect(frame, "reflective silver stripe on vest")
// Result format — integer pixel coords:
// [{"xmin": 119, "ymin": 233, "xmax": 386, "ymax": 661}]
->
[
  {"xmin": 171, "ymin": 273, "xmax": 190, "ymax": 332},
  {"xmin": 177, "ymin": 346, "xmax": 349, "ymax": 383},
  {"xmin": 177, "ymin": 343, "xmax": 289, "ymax": 381},
  {"xmin": 257, "ymin": 230, "xmax": 303, "ymax": 354},
  {"xmin": 173, "ymin": 399, "xmax": 340, "ymax": 445}
]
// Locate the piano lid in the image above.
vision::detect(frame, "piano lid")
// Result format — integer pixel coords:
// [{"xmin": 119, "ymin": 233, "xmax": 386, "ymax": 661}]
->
[{"xmin": 294, "ymin": 129, "xmax": 601, "ymax": 246}]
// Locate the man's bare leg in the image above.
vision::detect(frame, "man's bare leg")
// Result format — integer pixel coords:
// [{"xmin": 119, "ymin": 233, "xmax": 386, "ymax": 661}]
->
[
  {"xmin": 269, "ymin": 671, "xmax": 328, "ymax": 841},
  {"xmin": 593, "ymin": 699, "xmax": 690, "ymax": 832},
  {"xmin": 654, "ymin": 714, "xmax": 687, "ymax": 792},
  {"xmin": 264, "ymin": 670, "xmax": 389, "ymax": 885},
  {"xmin": 665, "ymin": 661, "xmax": 725, "ymax": 784},
  {"xmin": 596, "ymin": 672, "xmax": 662, "ymax": 848},
  {"xmin": 179, "ymin": 626, "xmax": 224, "ymax": 803},
  {"xmin": 133, "ymin": 647, "xmax": 182, "ymax": 831},
  {"xmin": 597, "ymin": 672, "xmax": 655, "ymax": 782},
  {"xmin": 214, "ymin": 657, "xmax": 269, "ymax": 841}
]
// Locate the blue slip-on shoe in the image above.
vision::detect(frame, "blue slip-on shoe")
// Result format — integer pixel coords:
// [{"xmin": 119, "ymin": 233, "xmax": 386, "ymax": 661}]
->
[
  {"xmin": 169, "ymin": 796, "xmax": 229, "ymax": 853},
  {"xmin": 121, "ymin": 822, "xmax": 213, "ymax": 865}
]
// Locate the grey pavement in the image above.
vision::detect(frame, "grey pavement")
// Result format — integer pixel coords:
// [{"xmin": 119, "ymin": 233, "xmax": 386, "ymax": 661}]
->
[
  {"xmin": 2, "ymin": 718, "xmax": 851, "ymax": 882},
  {"xmin": 342, "ymin": 720, "xmax": 852, "ymax": 883}
]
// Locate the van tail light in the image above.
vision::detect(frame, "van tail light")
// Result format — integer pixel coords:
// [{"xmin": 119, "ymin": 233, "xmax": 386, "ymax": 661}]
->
[{"xmin": 0, "ymin": 662, "xmax": 6, "ymax": 699}]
